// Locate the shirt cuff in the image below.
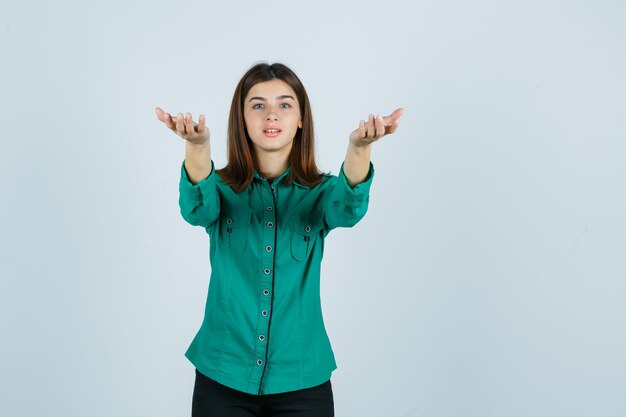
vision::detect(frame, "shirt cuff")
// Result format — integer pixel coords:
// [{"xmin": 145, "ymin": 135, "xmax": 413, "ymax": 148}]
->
[
  {"xmin": 337, "ymin": 160, "xmax": 375, "ymax": 200},
  {"xmin": 179, "ymin": 159, "xmax": 217, "ymax": 207}
]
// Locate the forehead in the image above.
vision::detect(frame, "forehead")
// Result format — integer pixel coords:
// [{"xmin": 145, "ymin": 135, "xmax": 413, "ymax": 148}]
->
[{"xmin": 246, "ymin": 79, "xmax": 297, "ymax": 100}]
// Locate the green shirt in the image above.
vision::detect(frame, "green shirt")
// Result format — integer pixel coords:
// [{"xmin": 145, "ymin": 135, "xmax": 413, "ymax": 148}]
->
[{"xmin": 178, "ymin": 158, "xmax": 375, "ymax": 395}]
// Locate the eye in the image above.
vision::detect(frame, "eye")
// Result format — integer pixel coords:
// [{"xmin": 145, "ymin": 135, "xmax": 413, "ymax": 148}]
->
[
  {"xmin": 252, "ymin": 103, "xmax": 263, "ymax": 109},
  {"xmin": 280, "ymin": 103, "xmax": 291, "ymax": 108}
]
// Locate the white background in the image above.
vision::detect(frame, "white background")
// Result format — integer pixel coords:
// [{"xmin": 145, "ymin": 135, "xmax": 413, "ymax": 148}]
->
[{"xmin": 1, "ymin": 1, "xmax": 625, "ymax": 416}]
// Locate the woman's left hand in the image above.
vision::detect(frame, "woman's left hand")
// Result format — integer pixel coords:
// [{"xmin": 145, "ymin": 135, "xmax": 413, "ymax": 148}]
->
[{"xmin": 349, "ymin": 107, "xmax": 404, "ymax": 147}]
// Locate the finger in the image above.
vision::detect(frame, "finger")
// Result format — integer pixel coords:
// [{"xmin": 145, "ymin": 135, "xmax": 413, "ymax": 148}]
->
[
  {"xmin": 389, "ymin": 107, "xmax": 404, "ymax": 121},
  {"xmin": 359, "ymin": 119, "xmax": 366, "ymax": 138},
  {"xmin": 367, "ymin": 114, "xmax": 375, "ymax": 138},
  {"xmin": 384, "ymin": 115, "xmax": 400, "ymax": 134},
  {"xmin": 375, "ymin": 114, "xmax": 385, "ymax": 138},
  {"xmin": 176, "ymin": 113, "xmax": 186, "ymax": 134},
  {"xmin": 155, "ymin": 107, "xmax": 166, "ymax": 123},
  {"xmin": 185, "ymin": 112, "xmax": 195, "ymax": 134},
  {"xmin": 387, "ymin": 118, "xmax": 399, "ymax": 134},
  {"xmin": 155, "ymin": 107, "xmax": 173, "ymax": 128},
  {"xmin": 166, "ymin": 112, "xmax": 176, "ymax": 129},
  {"xmin": 383, "ymin": 108, "xmax": 404, "ymax": 134},
  {"xmin": 382, "ymin": 108, "xmax": 404, "ymax": 125},
  {"xmin": 197, "ymin": 114, "xmax": 206, "ymax": 134}
]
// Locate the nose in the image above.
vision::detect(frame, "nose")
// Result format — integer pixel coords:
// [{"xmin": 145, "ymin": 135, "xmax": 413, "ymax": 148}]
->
[{"xmin": 266, "ymin": 105, "xmax": 278, "ymax": 121}]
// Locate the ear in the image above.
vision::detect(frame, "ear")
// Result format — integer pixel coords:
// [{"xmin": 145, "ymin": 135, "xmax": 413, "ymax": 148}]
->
[{"xmin": 298, "ymin": 118, "xmax": 303, "ymax": 129}]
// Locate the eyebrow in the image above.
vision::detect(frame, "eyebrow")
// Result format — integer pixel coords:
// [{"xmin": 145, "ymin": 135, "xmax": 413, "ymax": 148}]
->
[{"xmin": 248, "ymin": 95, "xmax": 295, "ymax": 102}]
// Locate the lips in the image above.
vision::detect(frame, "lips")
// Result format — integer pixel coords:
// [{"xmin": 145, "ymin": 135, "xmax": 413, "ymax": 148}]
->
[
  {"xmin": 263, "ymin": 126, "xmax": 282, "ymax": 137},
  {"xmin": 263, "ymin": 129, "xmax": 281, "ymax": 137}
]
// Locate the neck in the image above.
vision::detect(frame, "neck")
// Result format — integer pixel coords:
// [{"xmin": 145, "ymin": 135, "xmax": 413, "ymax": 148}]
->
[{"xmin": 255, "ymin": 149, "xmax": 290, "ymax": 180}]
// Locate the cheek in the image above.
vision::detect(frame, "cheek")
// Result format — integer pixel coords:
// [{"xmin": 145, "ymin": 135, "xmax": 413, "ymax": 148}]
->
[
  {"xmin": 288, "ymin": 114, "xmax": 301, "ymax": 128},
  {"xmin": 243, "ymin": 114, "xmax": 256, "ymax": 130}
]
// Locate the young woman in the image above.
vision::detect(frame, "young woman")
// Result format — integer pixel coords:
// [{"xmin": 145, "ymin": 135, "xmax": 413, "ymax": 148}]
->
[{"xmin": 155, "ymin": 62, "xmax": 403, "ymax": 417}]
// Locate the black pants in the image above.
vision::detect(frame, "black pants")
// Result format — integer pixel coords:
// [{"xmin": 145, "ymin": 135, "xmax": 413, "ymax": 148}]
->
[{"xmin": 192, "ymin": 368, "xmax": 334, "ymax": 417}]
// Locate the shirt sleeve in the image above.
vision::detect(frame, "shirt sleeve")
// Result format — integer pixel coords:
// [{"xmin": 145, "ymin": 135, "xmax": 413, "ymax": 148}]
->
[
  {"xmin": 323, "ymin": 161, "xmax": 374, "ymax": 230},
  {"xmin": 178, "ymin": 159, "xmax": 220, "ymax": 228}
]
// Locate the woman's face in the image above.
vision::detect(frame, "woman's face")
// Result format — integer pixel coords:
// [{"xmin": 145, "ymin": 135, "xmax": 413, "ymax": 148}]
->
[{"xmin": 243, "ymin": 79, "xmax": 303, "ymax": 157}]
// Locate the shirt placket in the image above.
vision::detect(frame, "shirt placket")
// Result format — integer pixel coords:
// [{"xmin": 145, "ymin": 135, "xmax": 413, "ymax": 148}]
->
[{"xmin": 250, "ymin": 180, "xmax": 278, "ymax": 394}]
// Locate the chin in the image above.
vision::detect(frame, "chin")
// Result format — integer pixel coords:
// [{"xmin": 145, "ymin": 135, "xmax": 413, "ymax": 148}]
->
[{"xmin": 252, "ymin": 138, "xmax": 294, "ymax": 152}]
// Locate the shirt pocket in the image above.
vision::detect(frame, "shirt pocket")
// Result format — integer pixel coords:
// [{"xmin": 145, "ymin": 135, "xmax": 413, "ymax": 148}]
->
[
  {"xmin": 219, "ymin": 206, "xmax": 252, "ymax": 253},
  {"xmin": 289, "ymin": 213, "xmax": 325, "ymax": 262}
]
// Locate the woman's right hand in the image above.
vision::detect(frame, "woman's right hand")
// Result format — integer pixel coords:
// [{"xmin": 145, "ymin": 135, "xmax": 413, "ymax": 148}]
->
[{"xmin": 155, "ymin": 107, "xmax": 210, "ymax": 146}]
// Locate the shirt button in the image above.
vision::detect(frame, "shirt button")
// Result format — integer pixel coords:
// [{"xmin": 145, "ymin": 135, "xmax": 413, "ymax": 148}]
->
[
  {"xmin": 226, "ymin": 218, "xmax": 233, "ymax": 225},
  {"xmin": 271, "ymin": 187, "xmax": 276, "ymax": 193},
  {"xmin": 267, "ymin": 207, "xmax": 273, "ymax": 211},
  {"xmin": 263, "ymin": 289, "xmax": 269, "ymax": 295},
  {"xmin": 261, "ymin": 310, "xmax": 268, "ymax": 316},
  {"xmin": 259, "ymin": 335, "xmax": 265, "ymax": 341},
  {"xmin": 305, "ymin": 225, "xmax": 311, "ymax": 232},
  {"xmin": 267, "ymin": 221, "xmax": 273, "ymax": 228},
  {"xmin": 265, "ymin": 245, "xmax": 272, "ymax": 252},
  {"xmin": 264, "ymin": 268, "xmax": 271, "ymax": 275},
  {"xmin": 257, "ymin": 359, "xmax": 263, "ymax": 366}
]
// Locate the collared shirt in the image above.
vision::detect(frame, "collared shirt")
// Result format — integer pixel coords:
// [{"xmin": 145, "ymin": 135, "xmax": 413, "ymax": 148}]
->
[{"xmin": 178, "ymin": 158, "xmax": 374, "ymax": 395}]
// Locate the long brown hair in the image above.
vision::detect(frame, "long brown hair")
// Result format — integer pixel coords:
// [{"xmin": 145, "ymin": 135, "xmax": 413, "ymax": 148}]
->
[{"xmin": 216, "ymin": 62, "xmax": 326, "ymax": 193}]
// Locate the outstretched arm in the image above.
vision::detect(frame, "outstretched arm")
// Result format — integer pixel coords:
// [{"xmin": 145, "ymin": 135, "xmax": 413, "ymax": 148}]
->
[
  {"xmin": 155, "ymin": 106, "xmax": 220, "ymax": 228},
  {"xmin": 343, "ymin": 108, "xmax": 404, "ymax": 187},
  {"xmin": 155, "ymin": 107, "xmax": 211, "ymax": 184}
]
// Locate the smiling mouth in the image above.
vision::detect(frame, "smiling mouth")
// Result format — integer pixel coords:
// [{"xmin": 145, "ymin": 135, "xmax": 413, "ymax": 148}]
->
[{"xmin": 263, "ymin": 129, "xmax": 282, "ymax": 137}]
